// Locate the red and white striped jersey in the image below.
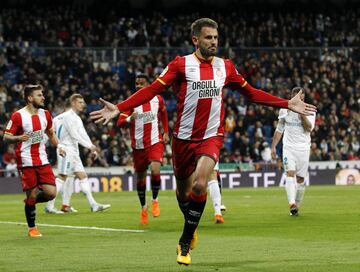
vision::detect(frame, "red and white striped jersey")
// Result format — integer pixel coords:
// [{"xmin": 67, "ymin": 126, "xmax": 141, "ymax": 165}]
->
[
  {"xmin": 5, "ymin": 108, "xmax": 52, "ymax": 167},
  {"xmin": 117, "ymin": 95, "xmax": 168, "ymax": 149},
  {"xmin": 157, "ymin": 53, "xmax": 247, "ymax": 141}
]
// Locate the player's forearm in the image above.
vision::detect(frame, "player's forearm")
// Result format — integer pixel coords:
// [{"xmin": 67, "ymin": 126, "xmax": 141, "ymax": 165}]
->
[
  {"xmin": 3, "ymin": 133, "xmax": 20, "ymax": 143},
  {"xmin": 48, "ymin": 133, "xmax": 59, "ymax": 147},
  {"xmin": 271, "ymin": 131, "xmax": 283, "ymax": 150},
  {"xmin": 116, "ymin": 80, "xmax": 165, "ymax": 112},
  {"xmin": 240, "ymin": 83, "xmax": 288, "ymax": 108}
]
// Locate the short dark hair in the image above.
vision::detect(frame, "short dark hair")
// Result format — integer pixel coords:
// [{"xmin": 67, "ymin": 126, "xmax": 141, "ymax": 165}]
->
[
  {"xmin": 191, "ymin": 18, "xmax": 218, "ymax": 37},
  {"xmin": 135, "ymin": 74, "xmax": 150, "ymax": 83},
  {"xmin": 23, "ymin": 84, "xmax": 43, "ymax": 103}
]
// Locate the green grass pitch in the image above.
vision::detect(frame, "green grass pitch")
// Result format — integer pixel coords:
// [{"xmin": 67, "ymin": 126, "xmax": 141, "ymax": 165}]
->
[{"xmin": 0, "ymin": 185, "xmax": 359, "ymax": 272}]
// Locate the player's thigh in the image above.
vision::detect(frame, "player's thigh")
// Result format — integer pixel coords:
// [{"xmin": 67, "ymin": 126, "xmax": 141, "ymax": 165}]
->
[
  {"xmin": 172, "ymin": 138, "xmax": 197, "ymax": 180},
  {"xmin": 283, "ymin": 147, "xmax": 296, "ymax": 173},
  {"xmin": 296, "ymin": 150, "xmax": 310, "ymax": 178},
  {"xmin": 73, "ymin": 155, "xmax": 87, "ymax": 179},
  {"xmin": 133, "ymin": 148, "xmax": 150, "ymax": 173},
  {"xmin": 37, "ymin": 164, "xmax": 56, "ymax": 187},
  {"xmin": 149, "ymin": 143, "xmax": 164, "ymax": 174},
  {"xmin": 20, "ymin": 167, "xmax": 38, "ymax": 192},
  {"xmin": 193, "ymin": 156, "xmax": 216, "ymax": 192},
  {"xmin": 57, "ymin": 153, "xmax": 73, "ymax": 176}
]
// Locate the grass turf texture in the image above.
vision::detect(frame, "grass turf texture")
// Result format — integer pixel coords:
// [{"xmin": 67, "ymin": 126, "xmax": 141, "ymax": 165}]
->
[{"xmin": 0, "ymin": 185, "xmax": 359, "ymax": 272}]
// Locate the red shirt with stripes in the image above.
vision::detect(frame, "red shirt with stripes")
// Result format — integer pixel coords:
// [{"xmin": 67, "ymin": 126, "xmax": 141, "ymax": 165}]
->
[
  {"xmin": 5, "ymin": 108, "xmax": 52, "ymax": 167},
  {"xmin": 116, "ymin": 53, "xmax": 288, "ymax": 141},
  {"xmin": 116, "ymin": 95, "xmax": 169, "ymax": 149}
]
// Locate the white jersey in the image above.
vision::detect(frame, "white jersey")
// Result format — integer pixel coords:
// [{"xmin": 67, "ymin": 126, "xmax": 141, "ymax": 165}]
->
[
  {"xmin": 276, "ymin": 109, "xmax": 316, "ymax": 150},
  {"xmin": 54, "ymin": 109, "xmax": 93, "ymax": 154}
]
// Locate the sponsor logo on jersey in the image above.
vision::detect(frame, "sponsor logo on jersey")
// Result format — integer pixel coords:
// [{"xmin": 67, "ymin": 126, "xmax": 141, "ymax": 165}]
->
[
  {"xmin": 29, "ymin": 130, "xmax": 44, "ymax": 144},
  {"xmin": 138, "ymin": 111, "xmax": 156, "ymax": 124},
  {"xmin": 192, "ymin": 80, "xmax": 221, "ymax": 99}
]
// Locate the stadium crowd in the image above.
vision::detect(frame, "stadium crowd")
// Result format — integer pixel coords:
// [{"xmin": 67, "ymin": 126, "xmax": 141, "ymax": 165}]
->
[
  {"xmin": 1, "ymin": 4, "xmax": 360, "ymax": 47},
  {"xmin": 0, "ymin": 5, "xmax": 359, "ymax": 175}
]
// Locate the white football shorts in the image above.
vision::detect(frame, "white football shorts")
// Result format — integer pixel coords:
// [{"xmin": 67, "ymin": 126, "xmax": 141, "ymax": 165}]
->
[{"xmin": 282, "ymin": 147, "xmax": 310, "ymax": 178}]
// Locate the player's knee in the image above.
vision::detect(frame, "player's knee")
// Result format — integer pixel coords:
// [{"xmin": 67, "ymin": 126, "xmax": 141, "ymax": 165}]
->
[
  {"xmin": 286, "ymin": 171, "xmax": 296, "ymax": 177},
  {"xmin": 192, "ymin": 179, "xmax": 207, "ymax": 195},
  {"xmin": 46, "ymin": 191, "xmax": 57, "ymax": 200},
  {"xmin": 297, "ymin": 176, "xmax": 304, "ymax": 183}
]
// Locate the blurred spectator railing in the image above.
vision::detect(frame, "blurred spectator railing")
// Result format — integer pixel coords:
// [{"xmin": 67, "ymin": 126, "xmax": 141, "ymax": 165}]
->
[{"xmin": 1, "ymin": 46, "xmax": 359, "ymax": 63}]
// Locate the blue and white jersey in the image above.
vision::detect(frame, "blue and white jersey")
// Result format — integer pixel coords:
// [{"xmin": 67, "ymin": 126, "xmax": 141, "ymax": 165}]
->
[
  {"xmin": 276, "ymin": 109, "xmax": 316, "ymax": 151},
  {"xmin": 53, "ymin": 109, "xmax": 93, "ymax": 155}
]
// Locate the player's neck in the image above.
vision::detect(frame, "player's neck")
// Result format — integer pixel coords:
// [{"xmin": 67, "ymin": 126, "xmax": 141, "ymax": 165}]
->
[
  {"xmin": 194, "ymin": 51, "xmax": 214, "ymax": 62},
  {"xmin": 71, "ymin": 107, "xmax": 80, "ymax": 114},
  {"xmin": 24, "ymin": 104, "xmax": 39, "ymax": 115}
]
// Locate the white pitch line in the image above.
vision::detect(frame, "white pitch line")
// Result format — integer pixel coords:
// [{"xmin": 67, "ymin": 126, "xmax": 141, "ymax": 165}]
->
[{"xmin": 0, "ymin": 221, "xmax": 145, "ymax": 233}]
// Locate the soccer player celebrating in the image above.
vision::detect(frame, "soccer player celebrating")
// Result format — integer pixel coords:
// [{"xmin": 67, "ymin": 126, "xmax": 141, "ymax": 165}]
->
[
  {"xmin": 4, "ymin": 84, "xmax": 66, "ymax": 237},
  {"xmin": 271, "ymin": 87, "xmax": 316, "ymax": 216},
  {"xmin": 90, "ymin": 18, "xmax": 316, "ymax": 265},
  {"xmin": 116, "ymin": 74, "xmax": 169, "ymax": 225},
  {"xmin": 45, "ymin": 94, "xmax": 111, "ymax": 214}
]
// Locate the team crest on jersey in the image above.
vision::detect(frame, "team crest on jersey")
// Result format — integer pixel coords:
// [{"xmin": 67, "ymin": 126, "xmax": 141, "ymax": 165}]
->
[
  {"xmin": 159, "ymin": 66, "xmax": 168, "ymax": 77},
  {"xmin": 6, "ymin": 120, "xmax": 13, "ymax": 130}
]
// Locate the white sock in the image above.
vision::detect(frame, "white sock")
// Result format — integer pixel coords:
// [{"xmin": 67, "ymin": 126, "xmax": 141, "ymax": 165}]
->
[
  {"xmin": 208, "ymin": 180, "xmax": 222, "ymax": 215},
  {"xmin": 285, "ymin": 176, "xmax": 296, "ymax": 205},
  {"xmin": 46, "ymin": 178, "xmax": 64, "ymax": 210},
  {"xmin": 296, "ymin": 182, "xmax": 306, "ymax": 207},
  {"xmin": 62, "ymin": 177, "xmax": 74, "ymax": 206},
  {"xmin": 79, "ymin": 178, "xmax": 97, "ymax": 207}
]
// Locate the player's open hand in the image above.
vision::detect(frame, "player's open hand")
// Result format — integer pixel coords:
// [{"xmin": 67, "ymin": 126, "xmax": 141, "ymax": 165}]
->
[
  {"xmin": 90, "ymin": 98, "xmax": 120, "ymax": 125},
  {"xmin": 288, "ymin": 90, "xmax": 317, "ymax": 116}
]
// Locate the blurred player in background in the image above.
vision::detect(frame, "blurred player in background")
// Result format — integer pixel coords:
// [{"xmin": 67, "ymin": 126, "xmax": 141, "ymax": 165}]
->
[
  {"xmin": 90, "ymin": 18, "xmax": 316, "ymax": 265},
  {"xmin": 208, "ymin": 162, "xmax": 224, "ymax": 223},
  {"xmin": 271, "ymin": 87, "xmax": 316, "ymax": 216},
  {"xmin": 4, "ymin": 85, "xmax": 66, "ymax": 237},
  {"xmin": 45, "ymin": 94, "xmax": 110, "ymax": 214},
  {"xmin": 117, "ymin": 74, "xmax": 169, "ymax": 225}
]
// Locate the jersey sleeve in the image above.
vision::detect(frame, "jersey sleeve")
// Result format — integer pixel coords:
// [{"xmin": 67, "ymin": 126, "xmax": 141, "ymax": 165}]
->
[
  {"xmin": 156, "ymin": 56, "xmax": 181, "ymax": 87},
  {"xmin": 116, "ymin": 110, "xmax": 132, "ymax": 127},
  {"xmin": 276, "ymin": 109, "xmax": 287, "ymax": 133},
  {"xmin": 44, "ymin": 110, "xmax": 53, "ymax": 130},
  {"xmin": 63, "ymin": 114, "xmax": 93, "ymax": 149},
  {"xmin": 5, "ymin": 112, "xmax": 21, "ymax": 135},
  {"xmin": 306, "ymin": 112, "xmax": 316, "ymax": 131}
]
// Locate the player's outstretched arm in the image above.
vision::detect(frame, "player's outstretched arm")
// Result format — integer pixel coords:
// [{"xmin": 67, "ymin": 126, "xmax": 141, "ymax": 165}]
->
[
  {"xmin": 90, "ymin": 98, "xmax": 120, "ymax": 125},
  {"xmin": 288, "ymin": 90, "xmax": 317, "ymax": 116}
]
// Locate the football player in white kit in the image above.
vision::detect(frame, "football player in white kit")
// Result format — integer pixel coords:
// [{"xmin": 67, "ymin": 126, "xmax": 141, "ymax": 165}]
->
[
  {"xmin": 271, "ymin": 87, "xmax": 316, "ymax": 216},
  {"xmin": 45, "ymin": 94, "xmax": 111, "ymax": 213}
]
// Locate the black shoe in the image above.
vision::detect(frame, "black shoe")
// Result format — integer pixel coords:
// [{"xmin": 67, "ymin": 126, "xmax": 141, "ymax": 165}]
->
[{"xmin": 290, "ymin": 204, "xmax": 298, "ymax": 216}]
